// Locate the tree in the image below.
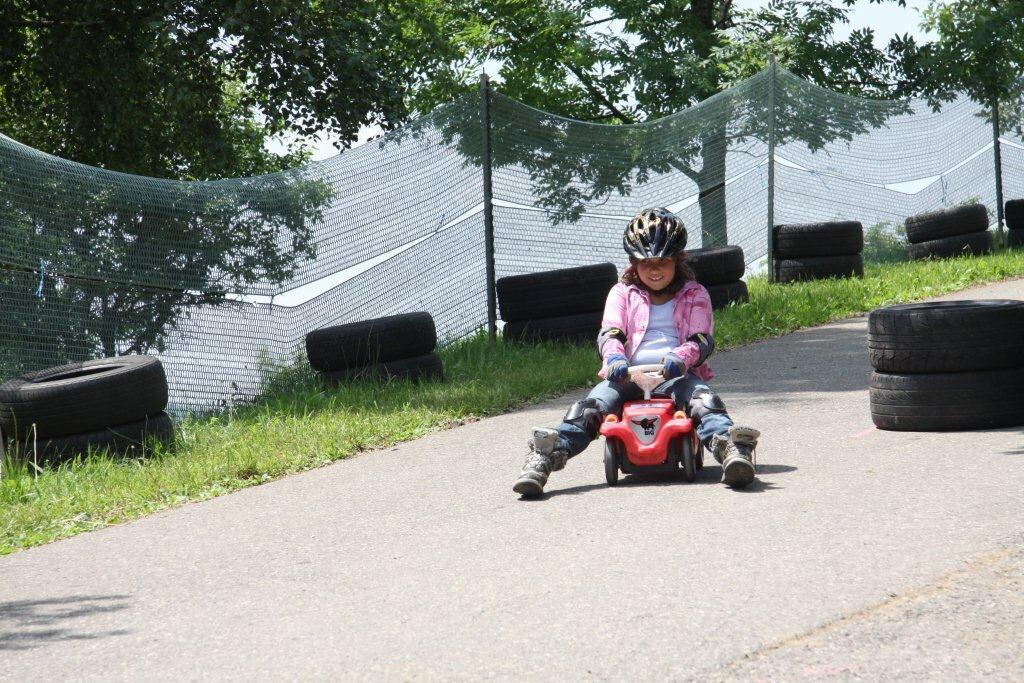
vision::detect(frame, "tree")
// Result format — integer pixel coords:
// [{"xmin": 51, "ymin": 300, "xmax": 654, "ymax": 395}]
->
[
  {"xmin": 0, "ymin": 0, "xmax": 462, "ymax": 178},
  {"xmin": 413, "ymin": 0, "xmax": 917, "ymax": 245},
  {"xmin": 911, "ymin": 1, "xmax": 1024, "ymax": 126},
  {"xmin": 0, "ymin": 2, "xmax": 457, "ymax": 375}
]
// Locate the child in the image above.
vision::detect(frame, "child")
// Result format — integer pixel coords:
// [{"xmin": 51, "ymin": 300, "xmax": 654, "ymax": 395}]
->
[{"xmin": 513, "ymin": 207, "xmax": 761, "ymax": 496}]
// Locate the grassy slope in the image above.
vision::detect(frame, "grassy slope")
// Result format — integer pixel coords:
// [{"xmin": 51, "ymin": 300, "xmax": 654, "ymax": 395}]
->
[{"xmin": 2, "ymin": 251, "xmax": 1023, "ymax": 554}]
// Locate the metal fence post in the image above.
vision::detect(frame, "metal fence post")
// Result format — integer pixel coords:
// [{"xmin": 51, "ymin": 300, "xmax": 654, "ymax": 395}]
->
[
  {"xmin": 766, "ymin": 54, "xmax": 778, "ymax": 282},
  {"xmin": 993, "ymin": 99, "xmax": 1005, "ymax": 239},
  {"xmin": 480, "ymin": 72, "xmax": 497, "ymax": 341}
]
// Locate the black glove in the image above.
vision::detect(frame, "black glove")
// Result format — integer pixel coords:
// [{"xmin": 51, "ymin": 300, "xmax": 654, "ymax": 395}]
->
[
  {"xmin": 662, "ymin": 352, "xmax": 686, "ymax": 380},
  {"xmin": 606, "ymin": 353, "xmax": 628, "ymax": 382}
]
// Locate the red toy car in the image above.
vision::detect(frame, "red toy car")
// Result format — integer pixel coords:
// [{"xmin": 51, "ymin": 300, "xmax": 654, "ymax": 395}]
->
[{"xmin": 599, "ymin": 364, "xmax": 703, "ymax": 486}]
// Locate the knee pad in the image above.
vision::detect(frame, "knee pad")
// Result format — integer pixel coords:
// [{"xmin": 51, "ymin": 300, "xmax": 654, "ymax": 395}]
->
[
  {"xmin": 688, "ymin": 386, "xmax": 727, "ymax": 421},
  {"xmin": 563, "ymin": 397, "xmax": 604, "ymax": 439}
]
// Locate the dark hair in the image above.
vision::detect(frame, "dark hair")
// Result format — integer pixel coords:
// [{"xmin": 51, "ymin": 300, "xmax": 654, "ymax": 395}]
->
[{"xmin": 620, "ymin": 252, "xmax": 696, "ymax": 295}]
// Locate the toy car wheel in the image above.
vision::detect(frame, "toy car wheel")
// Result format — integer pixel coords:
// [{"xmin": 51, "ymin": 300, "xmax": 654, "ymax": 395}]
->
[
  {"xmin": 604, "ymin": 438, "xmax": 621, "ymax": 486},
  {"xmin": 678, "ymin": 436, "xmax": 697, "ymax": 483},
  {"xmin": 692, "ymin": 431, "xmax": 704, "ymax": 470}
]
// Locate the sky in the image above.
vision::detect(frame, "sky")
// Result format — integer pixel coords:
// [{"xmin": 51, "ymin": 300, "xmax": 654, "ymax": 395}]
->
[{"xmin": 271, "ymin": 0, "xmax": 938, "ymax": 162}]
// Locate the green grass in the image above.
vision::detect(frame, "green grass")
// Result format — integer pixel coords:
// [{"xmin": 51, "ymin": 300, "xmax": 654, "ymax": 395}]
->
[{"xmin": 2, "ymin": 249, "xmax": 1023, "ymax": 554}]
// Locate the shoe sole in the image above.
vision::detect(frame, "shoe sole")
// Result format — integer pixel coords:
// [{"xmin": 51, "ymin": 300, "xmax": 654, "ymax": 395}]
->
[
  {"xmin": 513, "ymin": 478, "xmax": 544, "ymax": 496},
  {"xmin": 722, "ymin": 459, "xmax": 755, "ymax": 488},
  {"xmin": 728, "ymin": 425, "xmax": 761, "ymax": 445}
]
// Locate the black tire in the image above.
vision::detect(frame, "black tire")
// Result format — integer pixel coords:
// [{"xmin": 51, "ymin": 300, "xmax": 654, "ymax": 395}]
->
[
  {"xmin": 305, "ymin": 312, "xmax": 436, "ymax": 372},
  {"xmin": 868, "ymin": 300, "xmax": 1024, "ymax": 373},
  {"xmin": 869, "ymin": 368, "xmax": 1024, "ymax": 431},
  {"xmin": 320, "ymin": 353, "xmax": 444, "ymax": 386},
  {"xmin": 503, "ymin": 311, "xmax": 602, "ymax": 344},
  {"xmin": 906, "ymin": 231, "xmax": 991, "ymax": 261},
  {"xmin": 905, "ymin": 204, "xmax": 989, "ymax": 243},
  {"xmin": 1005, "ymin": 199, "xmax": 1024, "ymax": 230},
  {"xmin": 773, "ymin": 254, "xmax": 863, "ymax": 283},
  {"xmin": 497, "ymin": 263, "xmax": 618, "ymax": 323},
  {"xmin": 686, "ymin": 246, "xmax": 745, "ymax": 286},
  {"xmin": 604, "ymin": 438, "xmax": 621, "ymax": 486},
  {"xmin": 6, "ymin": 412, "xmax": 175, "ymax": 464},
  {"xmin": 1007, "ymin": 229, "xmax": 1024, "ymax": 249},
  {"xmin": 704, "ymin": 281, "xmax": 749, "ymax": 310},
  {"xmin": 773, "ymin": 221, "xmax": 864, "ymax": 258},
  {"xmin": 678, "ymin": 436, "xmax": 696, "ymax": 482},
  {"xmin": 693, "ymin": 432, "xmax": 704, "ymax": 470},
  {"xmin": 0, "ymin": 356, "xmax": 168, "ymax": 440}
]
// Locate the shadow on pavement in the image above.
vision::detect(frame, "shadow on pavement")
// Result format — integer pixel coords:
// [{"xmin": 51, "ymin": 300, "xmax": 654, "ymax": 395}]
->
[
  {"xmin": 527, "ymin": 463, "xmax": 798, "ymax": 499},
  {"xmin": 0, "ymin": 594, "xmax": 132, "ymax": 651}
]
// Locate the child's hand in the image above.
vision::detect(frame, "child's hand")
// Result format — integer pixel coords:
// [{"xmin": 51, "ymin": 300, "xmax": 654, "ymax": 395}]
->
[
  {"xmin": 662, "ymin": 352, "xmax": 686, "ymax": 379},
  {"xmin": 606, "ymin": 354, "xmax": 629, "ymax": 382}
]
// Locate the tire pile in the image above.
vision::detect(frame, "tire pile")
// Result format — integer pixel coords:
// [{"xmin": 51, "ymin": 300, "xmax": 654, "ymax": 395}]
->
[
  {"xmin": 305, "ymin": 312, "xmax": 444, "ymax": 384},
  {"xmin": 905, "ymin": 203, "xmax": 991, "ymax": 260},
  {"xmin": 772, "ymin": 221, "xmax": 864, "ymax": 283},
  {"xmin": 686, "ymin": 246, "xmax": 748, "ymax": 309},
  {"xmin": 868, "ymin": 300, "xmax": 1024, "ymax": 431},
  {"xmin": 1005, "ymin": 199, "xmax": 1024, "ymax": 248},
  {"xmin": 0, "ymin": 356, "xmax": 174, "ymax": 462},
  {"xmin": 498, "ymin": 263, "xmax": 617, "ymax": 343}
]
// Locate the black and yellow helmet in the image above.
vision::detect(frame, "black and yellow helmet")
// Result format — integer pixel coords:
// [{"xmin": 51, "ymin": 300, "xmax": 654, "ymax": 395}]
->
[{"xmin": 623, "ymin": 207, "xmax": 687, "ymax": 260}]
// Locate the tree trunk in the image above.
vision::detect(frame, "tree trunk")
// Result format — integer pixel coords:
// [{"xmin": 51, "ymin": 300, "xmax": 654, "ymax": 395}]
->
[{"xmin": 697, "ymin": 124, "xmax": 729, "ymax": 247}]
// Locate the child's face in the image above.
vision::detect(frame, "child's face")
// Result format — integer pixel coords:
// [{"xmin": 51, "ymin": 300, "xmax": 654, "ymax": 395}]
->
[{"xmin": 636, "ymin": 257, "xmax": 676, "ymax": 292}]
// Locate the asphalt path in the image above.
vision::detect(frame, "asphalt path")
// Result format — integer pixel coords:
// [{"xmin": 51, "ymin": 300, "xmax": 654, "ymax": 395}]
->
[{"xmin": 2, "ymin": 279, "xmax": 1023, "ymax": 680}]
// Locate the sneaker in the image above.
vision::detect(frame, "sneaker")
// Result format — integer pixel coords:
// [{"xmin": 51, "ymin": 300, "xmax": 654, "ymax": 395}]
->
[
  {"xmin": 512, "ymin": 427, "xmax": 568, "ymax": 496},
  {"xmin": 709, "ymin": 425, "xmax": 760, "ymax": 488}
]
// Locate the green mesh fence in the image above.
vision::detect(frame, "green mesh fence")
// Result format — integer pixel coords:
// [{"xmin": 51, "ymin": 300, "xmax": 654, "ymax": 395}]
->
[{"xmin": 0, "ymin": 66, "xmax": 1015, "ymax": 412}]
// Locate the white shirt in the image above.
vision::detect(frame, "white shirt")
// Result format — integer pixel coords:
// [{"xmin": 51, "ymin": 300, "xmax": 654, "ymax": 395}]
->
[{"xmin": 630, "ymin": 300, "xmax": 679, "ymax": 366}]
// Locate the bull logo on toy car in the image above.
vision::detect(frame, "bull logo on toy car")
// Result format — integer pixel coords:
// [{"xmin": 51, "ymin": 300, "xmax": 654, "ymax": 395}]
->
[{"xmin": 631, "ymin": 416, "xmax": 659, "ymax": 436}]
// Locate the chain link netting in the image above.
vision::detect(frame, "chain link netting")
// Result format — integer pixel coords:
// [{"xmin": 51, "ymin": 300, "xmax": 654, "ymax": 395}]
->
[{"xmin": 0, "ymin": 66, "xmax": 1015, "ymax": 412}]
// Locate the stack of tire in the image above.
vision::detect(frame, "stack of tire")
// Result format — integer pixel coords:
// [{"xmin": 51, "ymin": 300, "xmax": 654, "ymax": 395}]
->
[
  {"xmin": 772, "ymin": 221, "xmax": 864, "ymax": 283},
  {"xmin": 868, "ymin": 300, "xmax": 1024, "ymax": 431},
  {"xmin": 1004, "ymin": 199, "xmax": 1024, "ymax": 248},
  {"xmin": 686, "ymin": 246, "xmax": 748, "ymax": 309},
  {"xmin": 305, "ymin": 312, "xmax": 443, "ymax": 385},
  {"xmin": 905, "ymin": 203, "xmax": 991, "ymax": 260},
  {"xmin": 0, "ymin": 356, "xmax": 174, "ymax": 463},
  {"xmin": 498, "ymin": 263, "xmax": 617, "ymax": 343}
]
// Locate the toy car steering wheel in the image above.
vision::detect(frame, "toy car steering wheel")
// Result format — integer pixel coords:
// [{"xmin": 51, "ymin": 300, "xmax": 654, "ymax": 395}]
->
[{"xmin": 627, "ymin": 363, "xmax": 664, "ymax": 399}]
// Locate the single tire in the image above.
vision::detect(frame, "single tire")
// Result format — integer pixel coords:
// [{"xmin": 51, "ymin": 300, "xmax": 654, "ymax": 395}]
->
[
  {"xmin": 1006, "ymin": 229, "xmax": 1024, "ymax": 249},
  {"xmin": 305, "ymin": 312, "xmax": 436, "ymax": 372},
  {"xmin": 906, "ymin": 231, "xmax": 991, "ymax": 261},
  {"xmin": 1005, "ymin": 199, "xmax": 1024, "ymax": 230},
  {"xmin": 693, "ymin": 432, "xmax": 704, "ymax": 470},
  {"xmin": 869, "ymin": 368, "xmax": 1024, "ymax": 431},
  {"xmin": 773, "ymin": 221, "xmax": 864, "ymax": 258},
  {"xmin": 773, "ymin": 254, "xmax": 863, "ymax": 283},
  {"xmin": 686, "ymin": 246, "xmax": 745, "ymax": 286},
  {"xmin": 868, "ymin": 300, "xmax": 1024, "ymax": 373},
  {"xmin": 503, "ymin": 311, "xmax": 602, "ymax": 344},
  {"xmin": 497, "ymin": 263, "xmax": 617, "ymax": 323},
  {"xmin": 704, "ymin": 280, "xmax": 749, "ymax": 310},
  {"xmin": 320, "ymin": 353, "xmax": 444, "ymax": 386},
  {"xmin": 0, "ymin": 356, "xmax": 168, "ymax": 440},
  {"xmin": 6, "ymin": 412, "xmax": 175, "ymax": 464},
  {"xmin": 905, "ymin": 204, "xmax": 989, "ymax": 243},
  {"xmin": 604, "ymin": 438, "xmax": 621, "ymax": 486},
  {"xmin": 678, "ymin": 435, "xmax": 696, "ymax": 483}
]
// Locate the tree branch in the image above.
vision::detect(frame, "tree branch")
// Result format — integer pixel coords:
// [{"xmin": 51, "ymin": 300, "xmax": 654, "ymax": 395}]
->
[
  {"xmin": 717, "ymin": 0, "xmax": 735, "ymax": 29},
  {"xmin": 561, "ymin": 62, "xmax": 635, "ymax": 124},
  {"xmin": 668, "ymin": 159, "xmax": 701, "ymax": 183}
]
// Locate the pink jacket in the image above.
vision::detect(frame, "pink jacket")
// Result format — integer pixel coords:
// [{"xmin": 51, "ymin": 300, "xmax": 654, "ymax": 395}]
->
[{"xmin": 597, "ymin": 280, "xmax": 715, "ymax": 381}]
